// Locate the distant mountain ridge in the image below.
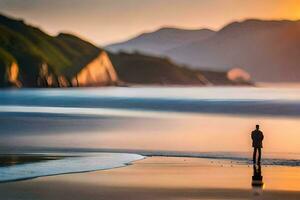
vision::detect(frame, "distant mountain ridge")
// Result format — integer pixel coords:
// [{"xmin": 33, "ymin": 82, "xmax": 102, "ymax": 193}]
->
[
  {"xmin": 106, "ymin": 27, "xmax": 215, "ymax": 55},
  {"xmin": 107, "ymin": 19, "xmax": 300, "ymax": 82}
]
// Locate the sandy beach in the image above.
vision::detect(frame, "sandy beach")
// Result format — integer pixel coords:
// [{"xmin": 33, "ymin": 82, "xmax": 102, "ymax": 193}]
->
[{"xmin": 0, "ymin": 156, "xmax": 300, "ymax": 200}]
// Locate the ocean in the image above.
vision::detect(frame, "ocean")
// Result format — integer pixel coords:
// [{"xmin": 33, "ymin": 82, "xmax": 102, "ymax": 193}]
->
[{"xmin": 1, "ymin": 87, "xmax": 300, "ymax": 171}]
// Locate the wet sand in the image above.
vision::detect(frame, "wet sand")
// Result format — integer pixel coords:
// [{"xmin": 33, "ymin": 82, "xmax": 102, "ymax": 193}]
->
[
  {"xmin": 0, "ymin": 154, "xmax": 65, "ymax": 167},
  {"xmin": 0, "ymin": 156, "xmax": 300, "ymax": 199}
]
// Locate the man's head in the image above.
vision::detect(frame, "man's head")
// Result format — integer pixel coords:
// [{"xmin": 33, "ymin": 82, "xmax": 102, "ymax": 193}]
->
[{"xmin": 256, "ymin": 124, "xmax": 260, "ymax": 130}]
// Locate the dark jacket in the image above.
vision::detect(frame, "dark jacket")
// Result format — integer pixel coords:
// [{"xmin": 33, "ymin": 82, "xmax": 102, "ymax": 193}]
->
[{"xmin": 251, "ymin": 130, "xmax": 264, "ymax": 148}]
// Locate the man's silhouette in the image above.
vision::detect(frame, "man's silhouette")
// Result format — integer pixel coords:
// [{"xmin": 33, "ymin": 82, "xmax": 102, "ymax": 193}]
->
[{"xmin": 251, "ymin": 125, "xmax": 264, "ymax": 164}]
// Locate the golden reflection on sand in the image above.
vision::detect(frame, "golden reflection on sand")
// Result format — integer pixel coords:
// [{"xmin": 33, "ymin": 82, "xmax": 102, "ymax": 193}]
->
[{"xmin": 1, "ymin": 157, "xmax": 300, "ymax": 200}]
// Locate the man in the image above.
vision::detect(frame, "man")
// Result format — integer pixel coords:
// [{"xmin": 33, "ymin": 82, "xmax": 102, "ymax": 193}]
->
[{"xmin": 251, "ymin": 125, "xmax": 264, "ymax": 164}]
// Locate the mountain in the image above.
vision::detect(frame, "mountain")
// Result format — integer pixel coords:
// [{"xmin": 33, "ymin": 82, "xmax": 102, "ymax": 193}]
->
[
  {"xmin": 106, "ymin": 27, "xmax": 215, "ymax": 55},
  {"xmin": 0, "ymin": 14, "xmax": 249, "ymax": 87},
  {"xmin": 165, "ymin": 19, "xmax": 300, "ymax": 82}
]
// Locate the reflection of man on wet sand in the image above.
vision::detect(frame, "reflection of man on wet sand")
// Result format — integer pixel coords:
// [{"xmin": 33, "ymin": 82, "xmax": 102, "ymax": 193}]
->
[
  {"xmin": 252, "ymin": 164, "xmax": 264, "ymax": 197},
  {"xmin": 252, "ymin": 164, "xmax": 264, "ymax": 187},
  {"xmin": 251, "ymin": 125, "xmax": 264, "ymax": 164}
]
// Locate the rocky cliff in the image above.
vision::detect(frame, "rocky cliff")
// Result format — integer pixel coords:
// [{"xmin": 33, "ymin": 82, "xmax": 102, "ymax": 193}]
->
[{"xmin": 0, "ymin": 14, "xmax": 110, "ymax": 87}]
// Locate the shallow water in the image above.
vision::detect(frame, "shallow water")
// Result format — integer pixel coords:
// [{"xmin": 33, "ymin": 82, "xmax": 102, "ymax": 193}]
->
[
  {"xmin": 0, "ymin": 153, "xmax": 144, "ymax": 182},
  {"xmin": 1, "ymin": 87, "xmax": 300, "ymax": 162}
]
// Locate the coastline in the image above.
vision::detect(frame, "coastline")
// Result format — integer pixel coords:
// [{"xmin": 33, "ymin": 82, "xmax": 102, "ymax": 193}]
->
[{"xmin": 1, "ymin": 156, "xmax": 300, "ymax": 199}]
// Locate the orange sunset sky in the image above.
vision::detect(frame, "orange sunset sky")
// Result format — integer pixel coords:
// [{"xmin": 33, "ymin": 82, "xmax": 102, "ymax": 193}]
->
[{"xmin": 0, "ymin": 0, "xmax": 300, "ymax": 45}]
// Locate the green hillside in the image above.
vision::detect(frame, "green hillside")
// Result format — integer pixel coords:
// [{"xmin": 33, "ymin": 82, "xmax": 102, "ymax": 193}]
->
[{"xmin": 0, "ymin": 14, "xmax": 101, "ymax": 87}]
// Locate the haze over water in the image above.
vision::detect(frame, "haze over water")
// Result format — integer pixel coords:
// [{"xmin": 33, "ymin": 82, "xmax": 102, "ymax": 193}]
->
[{"xmin": 1, "ymin": 87, "xmax": 300, "ymax": 161}]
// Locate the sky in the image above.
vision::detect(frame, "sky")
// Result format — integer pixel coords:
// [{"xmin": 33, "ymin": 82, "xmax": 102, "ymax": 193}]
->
[{"xmin": 1, "ymin": 0, "xmax": 300, "ymax": 46}]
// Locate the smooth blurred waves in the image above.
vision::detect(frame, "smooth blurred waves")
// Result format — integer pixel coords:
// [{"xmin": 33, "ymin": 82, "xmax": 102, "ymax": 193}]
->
[{"xmin": 1, "ymin": 87, "xmax": 300, "ymax": 165}]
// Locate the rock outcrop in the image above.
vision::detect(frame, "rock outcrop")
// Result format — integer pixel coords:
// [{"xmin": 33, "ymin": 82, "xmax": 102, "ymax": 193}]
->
[
  {"xmin": 72, "ymin": 52, "xmax": 118, "ymax": 87},
  {"xmin": 1, "ymin": 62, "xmax": 22, "ymax": 87}
]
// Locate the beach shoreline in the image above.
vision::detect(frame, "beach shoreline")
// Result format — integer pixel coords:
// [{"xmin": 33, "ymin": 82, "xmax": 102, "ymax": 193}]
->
[{"xmin": 1, "ymin": 156, "xmax": 300, "ymax": 199}]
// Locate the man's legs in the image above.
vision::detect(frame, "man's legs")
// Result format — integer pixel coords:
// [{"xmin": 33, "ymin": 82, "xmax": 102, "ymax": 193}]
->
[
  {"xmin": 258, "ymin": 148, "xmax": 262, "ymax": 164},
  {"xmin": 253, "ymin": 148, "xmax": 257, "ymax": 164}
]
